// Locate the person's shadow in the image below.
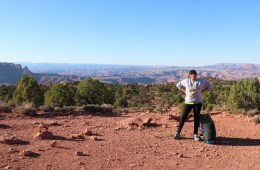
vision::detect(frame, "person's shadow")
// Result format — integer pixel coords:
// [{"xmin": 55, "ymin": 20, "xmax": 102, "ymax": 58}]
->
[{"xmin": 216, "ymin": 137, "xmax": 260, "ymax": 146}]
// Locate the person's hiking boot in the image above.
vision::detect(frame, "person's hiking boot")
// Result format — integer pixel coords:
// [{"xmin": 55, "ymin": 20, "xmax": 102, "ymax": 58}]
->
[
  {"xmin": 173, "ymin": 133, "xmax": 181, "ymax": 140},
  {"xmin": 193, "ymin": 134, "xmax": 201, "ymax": 141}
]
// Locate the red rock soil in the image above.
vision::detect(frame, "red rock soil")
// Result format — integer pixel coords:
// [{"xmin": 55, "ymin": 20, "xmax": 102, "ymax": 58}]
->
[{"xmin": 0, "ymin": 107, "xmax": 259, "ymax": 170}]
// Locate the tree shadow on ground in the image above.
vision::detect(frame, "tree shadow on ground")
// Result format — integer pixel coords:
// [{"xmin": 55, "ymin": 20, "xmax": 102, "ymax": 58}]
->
[
  {"xmin": 27, "ymin": 152, "xmax": 41, "ymax": 158},
  {"xmin": 0, "ymin": 124, "xmax": 11, "ymax": 129},
  {"xmin": 216, "ymin": 137, "xmax": 260, "ymax": 146},
  {"xmin": 37, "ymin": 111, "xmax": 122, "ymax": 118}
]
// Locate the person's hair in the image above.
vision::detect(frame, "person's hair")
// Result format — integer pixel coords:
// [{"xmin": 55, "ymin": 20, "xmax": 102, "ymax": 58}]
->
[{"xmin": 189, "ymin": 70, "xmax": 197, "ymax": 75}]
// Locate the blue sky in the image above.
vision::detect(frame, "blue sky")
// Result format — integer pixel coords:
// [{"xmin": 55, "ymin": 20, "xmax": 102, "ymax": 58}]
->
[{"xmin": 0, "ymin": 0, "xmax": 259, "ymax": 66}]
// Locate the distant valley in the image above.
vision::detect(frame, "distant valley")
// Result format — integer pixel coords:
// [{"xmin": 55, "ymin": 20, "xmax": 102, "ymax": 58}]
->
[{"xmin": 1, "ymin": 62, "xmax": 260, "ymax": 85}]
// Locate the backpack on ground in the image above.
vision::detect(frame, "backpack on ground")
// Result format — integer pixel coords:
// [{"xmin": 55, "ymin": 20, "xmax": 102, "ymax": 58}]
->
[{"xmin": 200, "ymin": 113, "xmax": 216, "ymax": 144}]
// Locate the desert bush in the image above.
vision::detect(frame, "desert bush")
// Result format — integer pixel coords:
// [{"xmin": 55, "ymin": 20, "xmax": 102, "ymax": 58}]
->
[
  {"xmin": 178, "ymin": 102, "xmax": 185, "ymax": 114},
  {"xmin": 39, "ymin": 105, "xmax": 54, "ymax": 112},
  {"xmin": 75, "ymin": 78, "xmax": 112, "ymax": 105},
  {"xmin": 7, "ymin": 101, "xmax": 16, "ymax": 108},
  {"xmin": 13, "ymin": 102, "xmax": 37, "ymax": 116},
  {"xmin": 0, "ymin": 104, "xmax": 12, "ymax": 113},
  {"xmin": 205, "ymin": 103, "xmax": 216, "ymax": 112},
  {"xmin": 253, "ymin": 115, "xmax": 260, "ymax": 124},
  {"xmin": 13, "ymin": 75, "xmax": 44, "ymax": 106},
  {"xmin": 114, "ymin": 97, "xmax": 128, "ymax": 108},
  {"xmin": 0, "ymin": 85, "xmax": 16, "ymax": 103},
  {"xmin": 247, "ymin": 109, "xmax": 260, "ymax": 117},
  {"xmin": 228, "ymin": 78, "xmax": 260, "ymax": 112},
  {"xmin": 44, "ymin": 83, "xmax": 75, "ymax": 107}
]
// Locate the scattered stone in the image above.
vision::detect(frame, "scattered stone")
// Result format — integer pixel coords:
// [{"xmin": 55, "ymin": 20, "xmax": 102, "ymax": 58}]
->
[
  {"xmin": 37, "ymin": 126, "xmax": 48, "ymax": 133},
  {"xmin": 79, "ymin": 162, "xmax": 85, "ymax": 165},
  {"xmin": 46, "ymin": 121, "xmax": 61, "ymax": 126},
  {"xmin": 121, "ymin": 117, "xmax": 144, "ymax": 128},
  {"xmin": 38, "ymin": 123, "xmax": 49, "ymax": 130},
  {"xmin": 142, "ymin": 117, "xmax": 152, "ymax": 124},
  {"xmin": 3, "ymin": 166, "xmax": 12, "ymax": 170},
  {"xmin": 50, "ymin": 141, "xmax": 57, "ymax": 147},
  {"xmin": 75, "ymin": 151, "xmax": 86, "ymax": 156},
  {"xmin": 20, "ymin": 149, "xmax": 33, "ymax": 156},
  {"xmin": 82, "ymin": 128, "xmax": 93, "ymax": 136},
  {"xmin": 178, "ymin": 154, "xmax": 184, "ymax": 158},
  {"xmin": 83, "ymin": 121, "xmax": 89, "ymax": 125},
  {"xmin": 114, "ymin": 127, "xmax": 121, "ymax": 130},
  {"xmin": 70, "ymin": 134, "xmax": 85, "ymax": 139},
  {"xmin": 161, "ymin": 124, "xmax": 167, "ymax": 128},
  {"xmin": 8, "ymin": 147, "xmax": 19, "ymax": 153},
  {"xmin": 90, "ymin": 136, "xmax": 97, "ymax": 141},
  {"xmin": 34, "ymin": 131, "xmax": 54, "ymax": 140}
]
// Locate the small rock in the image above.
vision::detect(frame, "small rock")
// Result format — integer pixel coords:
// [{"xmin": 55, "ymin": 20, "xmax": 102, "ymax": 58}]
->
[
  {"xmin": 75, "ymin": 151, "xmax": 85, "ymax": 156},
  {"xmin": 20, "ymin": 149, "xmax": 33, "ymax": 156},
  {"xmin": 82, "ymin": 121, "xmax": 89, "ymax": 125},
  {"xmin": 3, "ymin": 166, "xmax": 12, "ymax": 170},
  {"xmin": 178, "ymin": 154, "xmax": 184, "ymax": 158},
  {"xmin": 9, "ymin": 147, "xmax": 19, "ymax": 153},
  {"xmin": 90, "ymin": 136, "xmax": 97, "ymax": 141},
  {"xmin": 50, "ymin": 141, "xmax": 57, "ymax": 147},
  {"xmin": 142, "ymin": 117, "xmax": 152, "ymax": 124},
  {"xmin": 82, "ymin": 128, "xmax": 93, "ymax": 136},
  {"xmin": 70, "ymin": 134, "xmax": 85, "ymax": 139},
  {"xmin": 79, "ymin": 162, "xmax": 85, "ymax": 165},
  {"xmin": 34, "ymin": 131, "xmax": 54, "ymax": 140},
  {"xmin": 161, "ymin": 124, "xmax": 167, "ymax": 128}
]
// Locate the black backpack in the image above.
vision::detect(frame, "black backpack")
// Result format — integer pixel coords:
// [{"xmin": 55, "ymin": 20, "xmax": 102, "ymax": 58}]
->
[{"xmin": 200, "ymin": 113, "xmax": 216, "ymax": 144}]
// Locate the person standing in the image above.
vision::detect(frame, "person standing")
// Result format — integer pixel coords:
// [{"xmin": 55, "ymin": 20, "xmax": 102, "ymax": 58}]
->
[{"xmin": 174, "ymin": 70, "xmax": 212, "ymax": 141}]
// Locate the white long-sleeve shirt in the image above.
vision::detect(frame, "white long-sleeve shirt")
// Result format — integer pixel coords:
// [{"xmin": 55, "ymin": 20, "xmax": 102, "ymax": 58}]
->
[{"xmin": 176, "ymin": 78, "xmax": 212, "ymax": 103}]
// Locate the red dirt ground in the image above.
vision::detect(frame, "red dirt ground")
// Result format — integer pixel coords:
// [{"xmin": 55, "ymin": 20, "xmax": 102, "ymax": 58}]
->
[{"xmin": 0, "ymin": 108, "xmax": 259, "ymax": 170}]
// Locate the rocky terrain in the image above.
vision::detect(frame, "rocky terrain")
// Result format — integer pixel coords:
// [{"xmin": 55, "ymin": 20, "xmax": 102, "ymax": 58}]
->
[{"xmin": 0, "ymin": 107, "xmax": 259, "ymax": 170}]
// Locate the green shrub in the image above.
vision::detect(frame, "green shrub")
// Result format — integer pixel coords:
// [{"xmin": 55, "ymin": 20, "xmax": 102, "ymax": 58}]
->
[
  {"xmin": 44, "ymin": 83, "xmax": 75, "ymax": 107},
  {"xmin": 205, "ymin": 103, "xmax": 215, "ymax": 112},
  {"xmin": 178, "ymin": 102, "xmax": 185, "ymax": 114},
  {"xmin": 12, "ymin": 75, "xmax": 44, "ymax": 106},
  {"xmin": 13, "ymin": 102, "xmax": 37, "ymax": 116},
  {"xmin": 0, "ymin": 104, "xmax": 12, "ymax": 113}
]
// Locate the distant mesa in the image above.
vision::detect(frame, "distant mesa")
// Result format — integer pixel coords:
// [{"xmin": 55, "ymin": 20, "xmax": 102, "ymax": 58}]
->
[{"xmin": 0, "ymin": 62, "xmax": 260, "ymax": 85}]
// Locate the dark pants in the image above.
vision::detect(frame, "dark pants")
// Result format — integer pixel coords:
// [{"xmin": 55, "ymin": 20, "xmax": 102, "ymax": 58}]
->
[{"xmin": 177, "ymin": 103, "xmax": 202, "ymax": 134}]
